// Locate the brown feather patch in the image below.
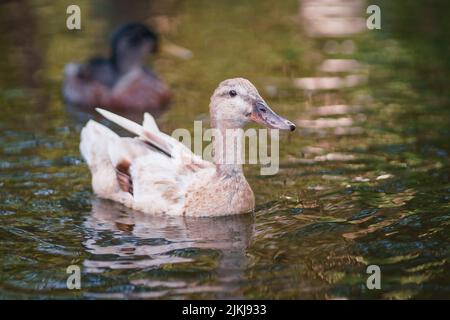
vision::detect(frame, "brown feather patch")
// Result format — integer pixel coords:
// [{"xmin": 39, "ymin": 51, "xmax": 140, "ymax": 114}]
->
[{"xmin": 116, "ymin": 160, "xmax": 133, "ymax": 195}]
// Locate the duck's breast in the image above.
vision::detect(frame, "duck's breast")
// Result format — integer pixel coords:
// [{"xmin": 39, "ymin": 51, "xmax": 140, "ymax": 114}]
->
[{"xmin": 183, "ymin": 173, "xmax": 255, "ymax": 217}]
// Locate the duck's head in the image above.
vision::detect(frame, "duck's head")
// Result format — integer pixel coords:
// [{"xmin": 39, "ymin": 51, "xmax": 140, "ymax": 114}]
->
[
  {"xmin": 210, "ymin": 78, "xmax": 296, "ymax": 131},
  {"xmin": 110, "ymin": 22, "xmax": 159, "ymax": 73}
]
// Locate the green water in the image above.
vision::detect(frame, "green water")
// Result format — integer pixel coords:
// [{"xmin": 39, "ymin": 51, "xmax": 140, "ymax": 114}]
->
[{"xmin": 0, "ymin": 0, "xmax": 449, "ymax": 299}]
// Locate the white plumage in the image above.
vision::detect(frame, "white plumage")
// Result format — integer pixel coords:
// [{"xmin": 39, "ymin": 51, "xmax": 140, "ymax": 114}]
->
[{"xmin": 80, "ymin": 109, "xmax": 215, "ymax": 216}]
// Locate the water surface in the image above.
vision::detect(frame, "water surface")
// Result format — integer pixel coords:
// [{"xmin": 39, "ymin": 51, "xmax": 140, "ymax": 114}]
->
[{"xmin": 0, "ymin": 0, "xmax": 449, "ymax": 299}]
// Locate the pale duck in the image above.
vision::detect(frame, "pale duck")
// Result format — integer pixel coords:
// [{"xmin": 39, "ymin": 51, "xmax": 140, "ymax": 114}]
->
[{"xmin": 79, "ymin": 78, "xmax": 295, "ymax": 216}]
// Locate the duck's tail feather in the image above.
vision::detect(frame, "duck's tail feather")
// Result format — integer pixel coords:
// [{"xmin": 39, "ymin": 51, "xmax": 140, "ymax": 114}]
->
[
  {"xmin": 95, "ymin": 108, "xmax": 172, "ymax": 157},
  {"xmin": 143, "ymin": 112, "xmax": 160, "ymax": 132},
  {"xmin": 96, "ymin": 108, "xmax": 144, "ymax": 136}
]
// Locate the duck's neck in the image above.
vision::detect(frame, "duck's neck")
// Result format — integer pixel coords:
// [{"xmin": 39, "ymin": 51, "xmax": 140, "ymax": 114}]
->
[{"xmin": 211, "ymin": 119, "xmax": 245, "ymax": 177}]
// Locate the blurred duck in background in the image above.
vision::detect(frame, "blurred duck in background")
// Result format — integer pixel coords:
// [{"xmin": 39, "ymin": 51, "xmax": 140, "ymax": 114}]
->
[{"xmin": 63, "ymin": 22, "xmax": 171, "ymax": 112}]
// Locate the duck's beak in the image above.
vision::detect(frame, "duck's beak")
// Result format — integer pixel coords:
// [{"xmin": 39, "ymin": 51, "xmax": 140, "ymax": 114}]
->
[{"xmin": 250, "ymin": 100, "xmax": 296, "ymax": 131}]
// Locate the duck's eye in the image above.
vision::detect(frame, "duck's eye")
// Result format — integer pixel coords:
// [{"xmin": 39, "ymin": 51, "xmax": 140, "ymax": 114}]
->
[{"xmin": 229, "ymin": 90, "xmax": 237, "ymax": 97}]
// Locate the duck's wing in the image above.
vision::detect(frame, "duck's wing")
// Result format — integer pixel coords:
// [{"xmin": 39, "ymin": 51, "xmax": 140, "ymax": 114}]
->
[
  {"xmin": 94, "ymin": 109, "xmax": 214, "ymax": 207},
  {"xmin": 96, "ymin": 108, "xmax": 172, "ymax": 157},
  {"xmin": 81, "ymin": 111, "xmax": 216, "ymax": 215},
  {"xmin": 80, "ymin": 120, "xmax": 153, "ymax": 198},
  {"xmin": 96, "ymin": 108, "xmax": 210, "ymax": 166}
]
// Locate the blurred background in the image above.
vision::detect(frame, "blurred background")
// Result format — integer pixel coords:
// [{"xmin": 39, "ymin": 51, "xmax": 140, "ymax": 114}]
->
[{"xmin": 0, "ymin": 0, "xmax": 449, "ymax": 299}]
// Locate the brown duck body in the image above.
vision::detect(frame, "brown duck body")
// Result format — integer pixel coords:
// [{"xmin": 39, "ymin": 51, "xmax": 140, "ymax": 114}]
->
[
  {"xmin": 63, "ymin": 23, "xmax": 171, "ymax": 112},
  {"xmin": 63, "ymin": 65, "xmax": 171, "ymax": 112}
]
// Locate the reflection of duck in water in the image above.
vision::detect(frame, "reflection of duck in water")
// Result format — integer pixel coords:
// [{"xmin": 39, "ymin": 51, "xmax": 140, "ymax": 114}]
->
[
  {"xmin": 63, "ymin": 23, "xmax": 171, "ymax": 112},
  {"xmin": 83, "ymin": 198, "xmax": 253, "ymax": 276}
]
